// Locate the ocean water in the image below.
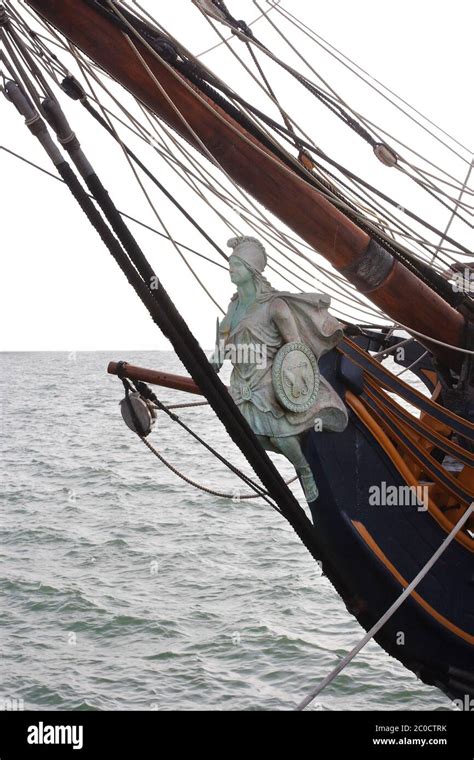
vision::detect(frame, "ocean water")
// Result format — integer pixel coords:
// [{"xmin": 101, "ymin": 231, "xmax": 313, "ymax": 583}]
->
[{"xmin": 0, "ymin": 351, "xmax": 451, "ymax": 711}]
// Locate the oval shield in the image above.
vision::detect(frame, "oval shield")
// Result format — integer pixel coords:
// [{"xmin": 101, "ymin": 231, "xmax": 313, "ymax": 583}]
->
[{"xmin": 272, "ymin": 341, "xmax": 320, "ymax": 413}]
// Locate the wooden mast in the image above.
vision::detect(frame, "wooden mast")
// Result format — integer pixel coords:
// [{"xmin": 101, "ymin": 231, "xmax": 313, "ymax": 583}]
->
[{"xmin": 26, "ymin": 0, "xmax": 466, "ymax": 367}]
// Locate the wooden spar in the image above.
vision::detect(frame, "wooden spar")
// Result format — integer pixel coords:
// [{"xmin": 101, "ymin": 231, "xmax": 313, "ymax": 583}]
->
[
  {"xmin": 108, "ymin": 361, "xmax": 203, "ymax": 395},
  {"xmin": 26, "ymin": 0, "xmax": 465, "ymax": 366}
]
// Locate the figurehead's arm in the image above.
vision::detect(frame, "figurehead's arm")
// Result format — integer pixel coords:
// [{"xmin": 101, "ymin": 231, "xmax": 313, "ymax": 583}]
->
[{"xmin": 270, "ymin": 298, "xmax": 300, "ymax": 344}]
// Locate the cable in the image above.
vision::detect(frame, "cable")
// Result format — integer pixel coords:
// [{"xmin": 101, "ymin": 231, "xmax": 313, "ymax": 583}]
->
[
  {"xmin": 274, "ymin": 3, "xmax": 474, "ymax": 161},
  {"xmin": 6, "ymin": 2, "xmax": 470, "ymax": 328},
  {"xmin": 12, "ymin": 3, "xmax": 467, "ymax": 282},
  {"xmin": 4, "ymin": 66, "xmax": 325, "ymax": 566},
  {"xmin": 0, "ymin": 145, "xmax": 227, "ymax": 270}
]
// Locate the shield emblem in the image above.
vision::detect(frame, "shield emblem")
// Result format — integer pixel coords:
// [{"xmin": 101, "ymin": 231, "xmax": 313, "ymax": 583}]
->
[{"xmin": 272, "ymin": 341, "xmax": 320, "ymax": 413}]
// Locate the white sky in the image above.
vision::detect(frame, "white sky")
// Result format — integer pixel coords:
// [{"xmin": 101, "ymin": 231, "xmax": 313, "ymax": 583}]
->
[{"xmin": 1, "ymin": 0, "xmax": 473, "ymax": 351}]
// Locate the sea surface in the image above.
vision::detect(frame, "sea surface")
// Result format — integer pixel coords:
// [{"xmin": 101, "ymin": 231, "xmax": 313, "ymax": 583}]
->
[{"xmin": 0, "ymin": 351, "xmax": 451, "ymax": 711}]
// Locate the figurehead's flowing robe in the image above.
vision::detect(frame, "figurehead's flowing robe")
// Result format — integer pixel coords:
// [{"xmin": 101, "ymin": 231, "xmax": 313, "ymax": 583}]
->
[{"xmin": 219, "ymin": 289, "xmax": 348, "ymax": 438}]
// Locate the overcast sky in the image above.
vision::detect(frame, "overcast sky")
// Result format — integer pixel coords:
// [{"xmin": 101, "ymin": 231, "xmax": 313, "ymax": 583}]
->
[{"xmin": 1, "ymin": 0, "xmax": 473, "ymax": 351}]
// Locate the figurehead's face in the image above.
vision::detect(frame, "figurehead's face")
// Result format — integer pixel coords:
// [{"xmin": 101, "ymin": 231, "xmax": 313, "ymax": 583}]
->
[{"xmin": 229, "ymin": 254, "xmax": 253, "ymax": 286}]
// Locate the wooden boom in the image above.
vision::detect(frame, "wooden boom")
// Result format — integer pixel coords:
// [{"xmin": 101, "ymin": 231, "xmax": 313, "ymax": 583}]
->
[
  {"xmin": 108, "ymin": 361, "xmax": 203, "ymax": 395},
  {"xmin": 27, "ymin": 0, "xmax": 466, "ymax": 366}
]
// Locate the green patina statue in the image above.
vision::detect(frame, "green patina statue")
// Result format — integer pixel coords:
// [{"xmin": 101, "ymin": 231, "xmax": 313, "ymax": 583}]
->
[{"xmin": 210, "ymin": 236, "xmax": 348, "ymax": 505}]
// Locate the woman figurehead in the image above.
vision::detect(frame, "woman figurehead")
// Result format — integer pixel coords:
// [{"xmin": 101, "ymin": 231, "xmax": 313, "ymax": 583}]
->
[{"xmin": 211, "ymin": 235, "xmax": 348, "ymax": 507}]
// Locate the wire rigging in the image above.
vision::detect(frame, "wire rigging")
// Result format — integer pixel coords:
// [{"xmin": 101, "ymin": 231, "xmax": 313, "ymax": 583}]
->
[{"xmin": 3, "ymin": 0, "xmax": 474, "ymax": 336}]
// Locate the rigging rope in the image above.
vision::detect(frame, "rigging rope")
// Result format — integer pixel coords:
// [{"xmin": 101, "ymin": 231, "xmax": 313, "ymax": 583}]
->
[
  {"xmin": 61, "ymin": 75, "xmax": 229, "ymax": 265},
  {"xmin": 64, "ymin": 47, "xmax": 226, "ymax": 315},
  {"xmin": 118, "ymin": 372, "xmax": 283, "ymax": 504},
  {"xmin": 5, "ymin": 2, "xmax": 474, "ymax": 329},
  {"xmin": 200, "ymin": 1, "xmax": 474, "ymax": 240},
  {"xmin": 98, "ymin": 0, "xmax": 473, "ymax": 309},
  {"xmin": 2, "ymin": 60, "xmax": 325, "ymax": 564},
  {"xmin": 140, "ymin": 408, "xmax": 298, "ymax": 500},
  {"xmin": 76, "ymin": 1, "xmax": 472, "ymax": 264},
  {"xmin": 262, "ymin": 5, "xmax": 474, "ymax": 218},
  {"xmin": 0, "ymin": 57, "xmax": 455, "ymax": 340},
  {"xmin": 0, "ymin": 145, "xmax": 227, "ymax": 271},
  {"xmin": 430, "ymin": 160, "xmax": 474, "ymax": 266},
  {"xmin": 2, "ymin": 74, "xmax": 382, "ymax": 326},
  {"xmin": 274, "ymin": 2, "xmax": 474, "ymax": 161},
  {"xmin": 95, "ymin": 2, "xmax": 404, "ymax": 321},
  {"xmin": 7, "ymin": 2, "xmax": 464, "ymax": 282},
  {"xmin": 114, "ymin": 367, "xmax": 300, "ymax": 500},
  {"xmin": 12, "ymin": 3, "xmax": 474, "ymax": 240}
]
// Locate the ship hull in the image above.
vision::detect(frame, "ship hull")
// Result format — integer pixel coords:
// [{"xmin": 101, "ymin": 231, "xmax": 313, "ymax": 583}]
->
[{"xmin": 303, "ymin": 352, "xmax": 474, "ymax": 702}]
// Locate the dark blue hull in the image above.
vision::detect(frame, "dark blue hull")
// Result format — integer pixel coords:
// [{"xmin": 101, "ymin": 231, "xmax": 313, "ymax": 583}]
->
[{"xmin": 302, "ymin": 352, "xmax": 474, "ymax": 701}]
